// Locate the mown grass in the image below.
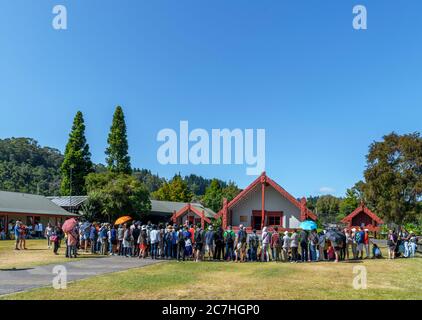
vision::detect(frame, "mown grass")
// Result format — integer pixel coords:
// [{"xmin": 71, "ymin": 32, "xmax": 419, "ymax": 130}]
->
[
  {"xmin": 3, "ymin": 252, "xmax": 422, "ymax": 300},
  {"xmin": 0, "ymin": 240, "xmax": 103, "ymax": 270}
]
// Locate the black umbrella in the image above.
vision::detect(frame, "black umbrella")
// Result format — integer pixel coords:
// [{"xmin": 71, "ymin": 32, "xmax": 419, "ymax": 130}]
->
[{"xmin": 325, "ymin": 230, "xmax": 343, "ymax": 243}]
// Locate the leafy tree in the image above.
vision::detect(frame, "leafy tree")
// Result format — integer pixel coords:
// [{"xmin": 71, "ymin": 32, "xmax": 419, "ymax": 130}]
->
[
  {"xmin": 80, "ymin": 191, "xmax": 103, "ymax": 222},
  {"xmin": 222, "ymin": 181, "xmax": 241, "ymax": 203},
  {"xmin": 306, "ymin": 196, "xmax": 319, "ymax": 212},
  {"xmin": 183, "ymin": 174, "xmax": 227, "ymax": 196},
  {"xmin": 60, "ymin": 111, "xmax": 93, "ymax": 196},
  {"xmin": 202, "ymin": 179, "xmax": 224, "ymax": 212},
  {"xmin": 133, "ymin": 168, "xmax": 165, "ymax": 193},
  {"xmin": 152, "ymin": 174, "xmax": 193, "ymax": 202},
  {"xmin": 338, "ymin": 184, "xmax": 361, "ymax": 221},
  {"xmin": 363, "ymin": 132, "xmax": 422, "ymax": 224},
  {"xmin": 315, "ymin": 195, "xmax": 341, "ymax": 224},
  {"xmin": 85, "ymin": 172, "xmax": 151, "ymax": 222},
  {"xmin": 105, "ymin": 106, "xmax": 131, "ymax": 174}
]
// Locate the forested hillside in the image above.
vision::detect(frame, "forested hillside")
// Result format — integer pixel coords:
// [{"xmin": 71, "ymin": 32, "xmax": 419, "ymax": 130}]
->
[
  {"xmin": 0, "ymin": 137, "xmax": 233, "ymax": 198},
  {"xmin": 0, "ymin": 138, "xmax": 63, "ymax": 195}
]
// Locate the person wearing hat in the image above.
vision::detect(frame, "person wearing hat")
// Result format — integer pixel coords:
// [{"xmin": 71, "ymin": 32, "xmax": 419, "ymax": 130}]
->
[{"xmin": 205, "ymin": 225, "xmax": 215, "ymax": 261}]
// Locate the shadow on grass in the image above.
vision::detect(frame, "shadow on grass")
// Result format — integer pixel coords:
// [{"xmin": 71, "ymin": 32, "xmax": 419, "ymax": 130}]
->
[{"xmin": 0, "ymin": 267, "xmax": 34, "ymax": 271}]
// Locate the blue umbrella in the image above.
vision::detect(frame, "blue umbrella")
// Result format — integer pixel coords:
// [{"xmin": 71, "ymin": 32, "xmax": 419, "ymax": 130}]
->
[{"xmin": 300, "ymin": 220, "xmax": 318, "ymax": 231}]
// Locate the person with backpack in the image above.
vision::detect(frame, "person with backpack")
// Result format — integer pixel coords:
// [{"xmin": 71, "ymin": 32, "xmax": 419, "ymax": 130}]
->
[
  {"xmin": 164, "ymin": 225, "xmax": 173, "ymax": 259},
  {"xmin": 189, "ymin": 224, "xmax": 196, "ymax": 257},
  {"xmin": 205, "ymin": 225, "xmax": 215, "ymax": 261},
  {"xmin": 318, "ymin": 231, "xmax": 326, "ymax": 261},
  {"xmin": 290, "ymin": 229, "xmax": 299, "ymax": 262},
  {"xmin": 408, "ymin": 232, "xmax": 417, "ymax": 258},
  {"xmin": 89, "ymin": 224, "xmax": 98, "ymax": 254},
  {"xmin": 138, "ymin": 225, "xmax": 148, "ymax": 259},
  {"xmin": 51, "ymin": 226, "xmax": 60, "ymax": 255},
  {"xmin": 309, "ymin": 229, "xmax": 319, "ymax": 261},
  {"xmin": 344, "ymin": 228, "xmax": 353, "ymax": 260},
  {"xmin": 299, "ymin": 229, "xmax": 309, "ymax": 262},
  {"xmin": 111, "ymin": 225, "xmax": 118, "ymax": 255},
  {"xmin": 261, "ymin": 227, "xmax": 271, "ymax": 262},
  {"xmin": 248, "ymin": 229, "xmax": 259, "ymax": 261},
  {"xmin": 176, "ymin": 226, "xmax": 186, "ymax": 261},
  {"xmin": 281, "ymin": 231, "xmax": 290, "ymax": 262},
  {"xmin": 117, "ymin": 224, "xmax": 124, "ymax": 256},
  {"xmin": 351, "ymin": 228, "xmax": 357, "ymax": 259},
  {"xmin": 387, "ymin": 229, "xmax": 398, "ymax": 259},
  {"xmin": 270, "ymin": 227, "xmax": 282, "ymax": 262},
  {"xmin": 236, "ymin": 224, "xmax": 248, "ymax": 262},
  {"xmin": 184, "ymin": 226, "xmax": 193, "ymax": 260},
  {"xmin": 224, "ymin": 225, "xmax": 235, "ymax": 261},
  {"xmin": 171, "ymin": 225, "xmax": 178, "ymax": 258},
  {"xmin": 132, "ymin": 223, "xmax": 141, "ymax": 257},
  {"xmin": 149, "ymin": 225, "xmax": 160, "ymax": 259},
  {"xmin": 355, "ymin": 227, "xmax": 365, "ymax": 259},
  {"xmin": 214, "ymin": 227, "xmax": 225, "ymax": 260},
  {"xmin": 363, "ymin": 229, "xmax": 370, "ymax": 259},
  {"xmin": 194, "ymin": 224, "xmax": 204, "ymax": 262}
]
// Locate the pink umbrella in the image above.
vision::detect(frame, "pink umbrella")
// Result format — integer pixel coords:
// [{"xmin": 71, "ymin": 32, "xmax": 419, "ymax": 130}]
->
[{"xmin": 61, "ymin": 218, "xmax": 77, "ymax": 233}]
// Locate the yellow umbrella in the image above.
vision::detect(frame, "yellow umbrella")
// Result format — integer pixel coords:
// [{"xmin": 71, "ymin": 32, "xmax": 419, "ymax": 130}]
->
[{"xmin": 114, "ymin": 216, "xmax": 133, "ymax": 225}]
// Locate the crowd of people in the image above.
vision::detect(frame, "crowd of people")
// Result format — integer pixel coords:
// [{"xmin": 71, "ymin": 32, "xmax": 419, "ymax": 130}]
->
[{"xmin": 17, "ymin": 218, "xmax": 417, "ymax": 263}]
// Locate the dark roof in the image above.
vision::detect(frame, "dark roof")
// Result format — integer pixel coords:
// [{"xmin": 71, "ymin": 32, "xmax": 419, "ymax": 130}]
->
[
  {"xmin": 151, "ymin": 200, "xmax": 216, "ymax": 219},
  {"xmin": 341, "ymin": 202, "xmax": 384, "ymax": 225},
  {"xmin": 0, "ymin": 191, "xmax": 77, "ymax": 216},
  {"xmin": 47, "ymin": 196, "xmax": 88, "ymax": 208},
  {"xmin": 150, "ymin": 200, "xmax": 187, "ymax": 214}
]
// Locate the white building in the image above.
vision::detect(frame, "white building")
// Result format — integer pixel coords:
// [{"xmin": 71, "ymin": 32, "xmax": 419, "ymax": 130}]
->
[{"xmin": 216, "ymin": 172, "xmax": 317, "ymax": 232}]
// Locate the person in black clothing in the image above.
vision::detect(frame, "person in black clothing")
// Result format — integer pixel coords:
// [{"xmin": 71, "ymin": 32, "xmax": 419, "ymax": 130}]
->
[
  {"xmin": 177, "ymin": 226, "xmax": 186, "ymax": 261},
  {"xmin": 132, "ymin": 224, "xmax": 141, "ymax": 257},
  {"xmin": 214, "ymin": 227, "xmax": 225, "ymax": 260},
  {"xmin": 300, "ymin": 229, "xmax": 309, "ymax": 262}
]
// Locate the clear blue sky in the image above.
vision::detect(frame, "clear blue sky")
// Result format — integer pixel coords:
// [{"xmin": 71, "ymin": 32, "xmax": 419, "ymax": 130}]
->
[{"xmin": 0, "ymin": 0, "xmax": 421, "ymax": 197}]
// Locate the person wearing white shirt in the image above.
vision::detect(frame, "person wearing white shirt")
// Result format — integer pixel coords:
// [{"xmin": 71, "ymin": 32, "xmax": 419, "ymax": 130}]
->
[{"xmin": 282, "ymin": 231, "xmax": 290, "ymax": 262}]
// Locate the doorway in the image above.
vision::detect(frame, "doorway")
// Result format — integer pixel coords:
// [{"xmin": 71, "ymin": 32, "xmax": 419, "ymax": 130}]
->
[{"xmin": 253, "ymin": 216, "xmax": 262, "ymax": 230}]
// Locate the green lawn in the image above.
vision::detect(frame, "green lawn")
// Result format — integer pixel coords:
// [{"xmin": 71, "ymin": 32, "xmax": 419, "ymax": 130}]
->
[
  {"xmin": 3, "ymin": 251, "xmax": 422, "ymax": 300},
  {"xmin": 0, "ymin": 239, "xmax": 103, "ymax": 270}
]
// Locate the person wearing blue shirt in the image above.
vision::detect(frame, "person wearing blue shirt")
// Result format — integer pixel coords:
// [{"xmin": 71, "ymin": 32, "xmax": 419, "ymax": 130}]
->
[
  {"xmin": 14, "ymin": 221, "xmax": 21, "ymax": 250},
  {"xmin": 89, "ymin": 225, "xmax": 97, "ymax": 254},
  {"xmin": 355, "ymin": 227, "xmax": 365, "ymax": 259},
  {"xmin": 171, "ymin": 227, "xmax": 178, "ymax": 258}
]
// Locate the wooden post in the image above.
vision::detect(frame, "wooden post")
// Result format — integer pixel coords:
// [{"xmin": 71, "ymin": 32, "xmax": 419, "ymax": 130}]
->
[
  {"xmin": 261, "ymin": 174, "xmax": 266, "ymax": 230},
  {"xmin": 300, "ymin": 197, "xmax": 307, "ymax": 221},
  {"xmin": 222, "ymin": 198, "xmax": 228, "ymax": 230}
]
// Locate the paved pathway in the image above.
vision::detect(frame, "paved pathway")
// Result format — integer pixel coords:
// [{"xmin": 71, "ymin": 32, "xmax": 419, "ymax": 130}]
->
[{"xmin": 0, "ymin": 256, "xmax": 163, "ymax": 296}]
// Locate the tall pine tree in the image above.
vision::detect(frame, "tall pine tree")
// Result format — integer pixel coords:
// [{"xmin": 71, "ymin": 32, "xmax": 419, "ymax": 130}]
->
[
  {"xmin": 105, "ymin": 106, "xmax": 132, "ymax": 174},
  {"xmin": 60, "ymin": 111, "xmax": 93, "ymax": 195}
]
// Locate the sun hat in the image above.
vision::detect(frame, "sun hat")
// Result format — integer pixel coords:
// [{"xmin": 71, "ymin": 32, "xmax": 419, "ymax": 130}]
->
[
  {"xmin": 208, "ymin": 225, "xmax": 213, "ymax": 230},
  {"xmin": 284, "ymin": 231, "xmax": 289, "ymax": 235}
]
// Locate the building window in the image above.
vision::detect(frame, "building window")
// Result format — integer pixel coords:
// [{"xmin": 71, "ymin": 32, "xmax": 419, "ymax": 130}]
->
[
  {"xmin": 268, "ymin": 216, "xmax": 281, "ymax": 226},
  {"xmin": 240, "ymin": 216, "xmax": 248, "ymax": 223}
]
